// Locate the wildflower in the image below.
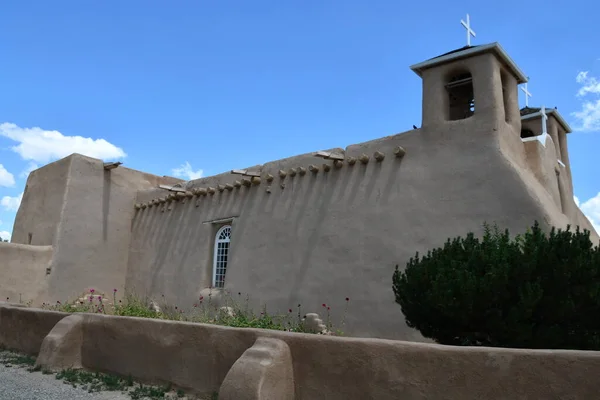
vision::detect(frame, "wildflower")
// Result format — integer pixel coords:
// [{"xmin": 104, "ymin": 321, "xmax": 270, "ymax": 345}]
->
[
  {"xmin": 345, "ymin": 297, "xmax": 350, "ymax": 301},
  {"xmin": 57, "ymin": 300, "xmax": 61, "ymax": 304},
  {"xmin": 90, "ymin": 289, "xmax": 95, "ymax": 293},
  {"xmin": 322, "ymin": 303, "xmax": 326, "ymax": 307},
  {"xmin": 113, "ymin": 289, "xmax": 117, "ymax": 293},
  {"xmin": 89, "ymin": 296, "xmax": 93, "ymax": 302},
  {"xmin": 199, "ymin": 296, "xmax": 204, "ymax": 301},
  {"xmin": 288, "ymin": 309, "xmax": 292, "ymax": 313},
  {"xmin": 98, "ymin": 296, "xmax": 102, "ymax": 302},
  {"xmin": 327, "ymin": 307, "xmax": 331, "ymax": 310}
]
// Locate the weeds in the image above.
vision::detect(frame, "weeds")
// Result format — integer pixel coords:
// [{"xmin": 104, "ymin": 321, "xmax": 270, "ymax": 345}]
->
[
  {"xmin": 1, "ymin": 349, "xmax": 216, "ymax": 399},
  {"xmin": 40, "ymin": 287, "xmax": 351, "ymax": 336},
  {"xmin": 0, "ymin": 350, "xmax": 36, "ymax": 368}
]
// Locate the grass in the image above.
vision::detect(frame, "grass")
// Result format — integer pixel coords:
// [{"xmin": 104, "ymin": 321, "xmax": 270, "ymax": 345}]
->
[
  {"xmin": 0, "ymin": 350, "xmax": 36, "ymax": 368},
  {"xmin": 35, "ymin": 287, "xmax": 351, "ymax": 336},
  {"xmin": 0, "ymin": 349, "xmax": 218, "ymax": 399}
]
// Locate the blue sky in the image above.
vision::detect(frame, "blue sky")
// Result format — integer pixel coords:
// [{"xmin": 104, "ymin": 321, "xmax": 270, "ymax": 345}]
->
[{"xmin": 0, "ymin": 0, "xmax": 599, "ymax": 240}]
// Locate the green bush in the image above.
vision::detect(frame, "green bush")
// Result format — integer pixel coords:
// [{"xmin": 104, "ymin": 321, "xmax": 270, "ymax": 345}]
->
[{"xmin": 392, "ymin": 221, "xmax": 600, "ymax": 350}]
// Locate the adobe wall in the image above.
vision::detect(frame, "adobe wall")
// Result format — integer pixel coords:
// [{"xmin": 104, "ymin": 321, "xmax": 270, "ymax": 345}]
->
[
  {"xmin": 7, "ymin": 154, "xmax": 185, "ymax": 304},
  {"xmin": 126, "ymin": 120, "xmax": 560, "ymax": 341},
  {"xmin": 0, "ymin": 243, "xmax": 53, "ymax": 305},
  {"xmin": 1, "ymin": 305, "xmax": 598, "ymax": 400},
  {"xmin": 44, "ymin": 155, "xmax": 183, "ymax": 302},
  {"xmin": 11, "ymin": 157, "xmax": 71, "ymax": 246},
  {"xmin": 0, "ymin": 304, "xmax": 68, "ymax": 355}
]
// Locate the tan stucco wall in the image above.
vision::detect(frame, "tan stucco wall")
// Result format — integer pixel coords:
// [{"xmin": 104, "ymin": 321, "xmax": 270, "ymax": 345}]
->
[
  {"xmin": 7, "ymin": 154, "xmax": 184, "ymax": 304},
  {"xmin": 45, "ymin": 155, "xmax": 185, "ymax": 302},
  {"xmin": 126, "ymin": 117, "xmax": 574, "ymax": 340},
  {"xmin": 0, "ymin": 243, "xmax": 53, "ymax": 304},
  {"xmin": 0, "ymin": 306, "xmax": 593, "ymax": 400},
  {"xmin": 11, "ymin": 157, "xmax": 71, "ymax": 246}
]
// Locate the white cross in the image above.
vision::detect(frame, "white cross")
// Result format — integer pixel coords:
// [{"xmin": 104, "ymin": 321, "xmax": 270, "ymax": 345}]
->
[
  {"xmin": 520, "ymin": 82, "xmax": 532, "ymax": 107},
  {"xmin": 540, "ymin": 105, "xmax": 548, "ymax": 135},
  {"xmin": 460, "ymin": 14, "xmax": 476, "ymax": 47}
]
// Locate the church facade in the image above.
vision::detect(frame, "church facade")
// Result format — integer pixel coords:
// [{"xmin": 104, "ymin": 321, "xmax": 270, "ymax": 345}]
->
[{"xmin": 1, "ymin": 41, "xmax": 597, "ymax": 341}]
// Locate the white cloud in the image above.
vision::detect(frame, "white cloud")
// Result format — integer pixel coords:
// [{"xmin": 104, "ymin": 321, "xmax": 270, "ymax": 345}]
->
[
  {"xmin": 576, "ymin": 72, "xmax": 600, "ymax": 97},
  {"xmin": 578, "ymin": 193, "xmax": 600, "ymax": 233},
  {"xmin": 171, "ymin": 162, "xmax": 204, "ymax": 180},
  {"xmin": 0, "ymin": 230, "xmax": 10, "ymax": 241},
  {"xmin": 0, "ymin": 164, "xmax": 15, "ymax": 187},
  {"xmin": 1, "ymin": 192, "xmax": 23, "ymax": 212},
  {"xmin": 572, "ymin": 71, "xmax": 600, "ymax": 132},
  {"xmin": 0, "ymin": 122, "xmax": 126, "ymax": 164},
  {"xmin": 19, "ymin": 162, "xmax": 38, "ymax": 178}
]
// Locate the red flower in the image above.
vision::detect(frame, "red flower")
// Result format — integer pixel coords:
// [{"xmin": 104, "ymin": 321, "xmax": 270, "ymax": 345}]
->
[
  {"xmin": 90, "ymin": 289, "xmax": 95, "ymax": 293},
  {"xmin": 345, "ymin": 297, "xmax": 350, "ymax": 301},
  {"xmin": 199, "ymin": 296, "xmax": 204, "ymax": 300},
  {"xmin": 327, "ymin": 306, "xmax": 330, "ymax": 310},
  {"xmin": 322, "ymin": 303, "xmax": 326, "ymax": 307},
  {"xmin": 288, "ymin": 309, "xmax": 292, "ymax": 313}
]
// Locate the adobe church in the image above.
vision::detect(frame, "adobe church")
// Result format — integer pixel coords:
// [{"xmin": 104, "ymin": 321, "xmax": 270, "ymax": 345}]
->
[{"xmin": 1, "ymin": 30, "xmax": 597, "ymax": 340}]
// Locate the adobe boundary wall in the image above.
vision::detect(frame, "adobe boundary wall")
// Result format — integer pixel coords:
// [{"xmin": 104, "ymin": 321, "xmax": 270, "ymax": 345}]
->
[{"xmin": 2, "ymin": 304, "xmax": 600, "ymax": 399}]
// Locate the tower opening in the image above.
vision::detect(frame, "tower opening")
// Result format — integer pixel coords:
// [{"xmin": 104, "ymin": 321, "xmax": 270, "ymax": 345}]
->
[
  {"xmin": 520, "ymin": 128, "xmax": 535, "ymax": 138},
  {"xmin": 501, "ymin": 70, "xmax": 511, "ymax": 123},
  {"xmin": 446, "ymin": 71, "xmax": 475, "ymax": 121}
]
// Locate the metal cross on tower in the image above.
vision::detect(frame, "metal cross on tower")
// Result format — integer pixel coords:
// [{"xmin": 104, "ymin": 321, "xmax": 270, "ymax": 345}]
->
[
  {"xmin": 540, "ymin": 105, "xmax": 548, "ymax": 135},
  {"xmin": 521, "ymin": 82, "xmax": 532, "ymax": 107},
  {"xmin": 460, "ymin": 14, "xmax": 476, "ymax": 47}
]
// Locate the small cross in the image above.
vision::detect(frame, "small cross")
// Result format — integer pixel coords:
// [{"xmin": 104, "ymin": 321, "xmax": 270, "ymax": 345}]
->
[
  {"xmin": 460, "ymin": 14, "xmax": 476, "ymax": 47},
  {"xmin": 521, "ymin": 82, "xmax": 532, "ymax": 107},
  {"xmin": 540, "ymin": 105, "xmax": 548, "ymax": 135}
]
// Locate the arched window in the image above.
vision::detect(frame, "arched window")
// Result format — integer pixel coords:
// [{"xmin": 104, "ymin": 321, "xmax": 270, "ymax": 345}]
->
[{"xmin": 212, "ymin": 225, "xmax": 231, "ymax": 288}]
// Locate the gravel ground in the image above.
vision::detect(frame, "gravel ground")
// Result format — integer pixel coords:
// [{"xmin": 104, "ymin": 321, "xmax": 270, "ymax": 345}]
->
[{"xmin": 0, "ymin": 363, "xmax": 129, "ymax": 400}]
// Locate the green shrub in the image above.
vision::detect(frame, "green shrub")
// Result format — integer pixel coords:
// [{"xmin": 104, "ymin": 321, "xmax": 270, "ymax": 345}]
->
[{"xmin": 392, "ymin": 221, "xmax": 600, "ymax": 350}]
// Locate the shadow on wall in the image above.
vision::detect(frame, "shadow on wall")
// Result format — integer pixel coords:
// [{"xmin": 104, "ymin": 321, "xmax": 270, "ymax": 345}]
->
[{"xmin": 2, "ymin": 304, "xmax": 600, "ymax": 400}]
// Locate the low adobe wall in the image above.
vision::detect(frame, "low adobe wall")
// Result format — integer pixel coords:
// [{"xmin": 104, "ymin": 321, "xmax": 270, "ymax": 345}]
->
[
  {"xmin": 0, "ymin": 306, "xmax": 595, "ymax": 399},
  {"xmin": 0, "ymin": 304, "xmax": 68, "ymax": 355}
]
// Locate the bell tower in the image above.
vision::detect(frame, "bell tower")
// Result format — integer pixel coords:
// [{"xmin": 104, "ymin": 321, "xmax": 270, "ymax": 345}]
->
[{"xmin": 410, "ymin": 42, "xmax": 527, "ymax": 132}]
